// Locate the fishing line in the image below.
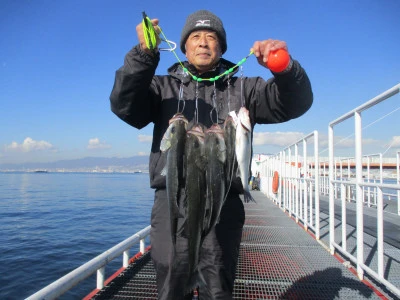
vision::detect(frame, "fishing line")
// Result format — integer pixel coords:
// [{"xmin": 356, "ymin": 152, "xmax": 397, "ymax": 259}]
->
[
  {"xmin": 382, "ymin": 138, "xmax": 397, "ymax": 156},
  {"xmin": 227, "ymin": 75, "xmax": 231, "ymax": 113},
  {"xmin": 195, "ymin": 81, "xmax": 199, "ymax": 124},
  {"xmin": 240, "ymin": 66, "xmax": 245, "ymax": 107},
  {"xmin": 178, "ymin": 82, "xmax": 185, "ymax": 113},
  {"xmin": 210, "ymin": 81, "xmax": 219, "ymax": 124}
]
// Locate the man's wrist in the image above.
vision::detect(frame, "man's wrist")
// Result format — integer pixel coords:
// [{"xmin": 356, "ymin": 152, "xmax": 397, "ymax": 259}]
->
[
  {"xmin": 272, "ymin": 57, "xmax": 293, "ymax": 75},
  {"xmin": 139, "ymin": 43, "xmax": 159, "ymax": 56}
]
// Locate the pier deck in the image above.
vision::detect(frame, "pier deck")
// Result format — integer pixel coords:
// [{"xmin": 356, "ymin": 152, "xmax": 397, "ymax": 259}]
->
[{"xmin": 90, "ymin": 191, "xmax": 393, "ymax": 299}]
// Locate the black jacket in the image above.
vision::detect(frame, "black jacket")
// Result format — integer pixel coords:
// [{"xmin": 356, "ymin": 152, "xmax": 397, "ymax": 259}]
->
[{"xmin": 110, "ymin": 45, "xmax": 313, "ymax": 190}]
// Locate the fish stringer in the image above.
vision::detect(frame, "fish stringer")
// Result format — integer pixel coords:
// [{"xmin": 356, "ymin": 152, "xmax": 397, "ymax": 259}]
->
[
  {"xmin": 240, "ymin": 65, "xmax": 245, "ymax": 107},
  {"xmin": 227, "ymin": 75, "xmax": 232, "ymax": 113},
  {"xmin": 194, "ymin": 81, "xmax": 199, "ymax": 124},
  {"xmin": 209, "ymin": 81, "xmax": 219, "ymax": 124},
  {"xmin": 177, "ymin": 82, "xmax": 185, "ymax": 114}
]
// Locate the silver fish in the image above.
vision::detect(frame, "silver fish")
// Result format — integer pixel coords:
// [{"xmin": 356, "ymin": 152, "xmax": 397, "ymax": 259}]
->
[
  {"xmin": 160, "ymin": 113, "xmax": 188, "ymax": 246},
  {"xmin": 204, "ymin": 123, "xmax": 227, "ymax": 233},
  {"xmin": 235, "ymin": 107, "xmax": 256, "ymax": 203},
  {"xmin": 184, "ymin": 124, "xmax": 207, "ymax": 290}
]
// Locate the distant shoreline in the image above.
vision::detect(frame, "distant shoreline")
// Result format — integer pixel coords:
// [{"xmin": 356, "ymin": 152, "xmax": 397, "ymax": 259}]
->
[{"xmin": 0, "ymin": 170, "xmax": 149, "ymax": 174}]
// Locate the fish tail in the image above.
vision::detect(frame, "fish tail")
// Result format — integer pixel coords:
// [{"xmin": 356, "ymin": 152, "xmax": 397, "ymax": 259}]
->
[
  {"xmin": 224, "ymin": 152, "xmax": 236, "ymax": 197},
  {"xmin": 170, "ymin": 217, "xmax": 177, "ymax": 247},
  {"xmin": 197, "ymin": 269, "xmax": 207, "ymax": 288},
  {"xmin": 243, "ymin": 190, "xmax": 256, "ymax": 203},
  {"xmin": 185, "ymin": 268, "xmax": 207, "ymax": 295},
  {"xmin": 172, "ymin": 202, "xmax": 183, "ymax": 218}
]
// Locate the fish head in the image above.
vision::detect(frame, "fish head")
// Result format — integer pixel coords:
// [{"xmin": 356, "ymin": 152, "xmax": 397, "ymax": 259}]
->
[
  {"xmin": 168, "ymin": 112, "xmax": 188, "ymax": 125},
  {"xmin": 186, "ymin": 125, "xmax": 206, "ymax": 170},
  {"xmin": 160, "ymin": 113, "xmax": 189, "ymax": 152},
  {"xmin": 169, "ymin": 113, "xmax": 188, "ymax": 135},
  {"xmin": 205, "ymin": 124, "xmax": 226, "ymax": 163},
  {"xmin": 187, "ymin": 124, "xmax": 205, "ymax": 145},
  {"xmin": 188, "ymin": 123, "xmax": 205, "ymax": 135},
  {"xmin": 224, "ymin": 115, "xmax": 237, "ymax": 129},
  {"xmin": 206, "ymin": 123, "xmax": 224, "ymax": 134}
]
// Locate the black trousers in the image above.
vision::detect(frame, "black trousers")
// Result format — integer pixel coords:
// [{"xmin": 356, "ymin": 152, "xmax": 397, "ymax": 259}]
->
[{"xmin": 150, "ymin": 189, "xmax": 245, "ymax": 300}]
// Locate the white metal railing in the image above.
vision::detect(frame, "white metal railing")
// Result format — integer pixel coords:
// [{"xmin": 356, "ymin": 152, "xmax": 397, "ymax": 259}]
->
[
  {"xmin": 259, "ymin": 131, "xmax": 320, "ymax": 239},
  {"xmin": 257, "ymin": 82, "xmax": 400, "ymax": 298},
  {"xmin": 328, "ymin": 83, "xmax": 400, "ymax": 294},
  {"xmin": 318, "ymin": 154, "xmax": 397, "ymax": 206},
  {"xmin": 27, "ymin": 226, "xmax": 151, "ymax": 300}
]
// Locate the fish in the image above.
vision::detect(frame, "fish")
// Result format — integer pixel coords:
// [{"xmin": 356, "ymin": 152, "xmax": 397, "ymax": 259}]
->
[
  {"xmin": 160, "ymin": 113, "xmax": 188, "ymax": 246},
  {"xmin": 235, "ymin": 107, "xmax": 256, "ymax": 203},
  {"xmin": 204, "ymin": 123, "xmax": 227, "ymax": 233},
  {"xmin": 184, "ymin": 124, "xmax": 207, "ymax": 290},
  {"xmin": 223, "ymin": 114, "xmax": 238, "ymax": 190}
]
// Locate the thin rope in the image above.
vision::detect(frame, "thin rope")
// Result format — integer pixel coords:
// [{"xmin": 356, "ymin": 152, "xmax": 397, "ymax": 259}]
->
[
  {"xmin": 319, "ymin": 105, "xmax": 400, "ymax": 155},
  {"xmin": 382, "ymin": 138, "xmax": 397, "ymax": 156}
]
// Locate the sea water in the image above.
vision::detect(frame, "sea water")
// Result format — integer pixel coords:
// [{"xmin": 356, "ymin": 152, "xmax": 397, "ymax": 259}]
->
[{"xmin": 0, "ymin": 172, "xmax": 154, "ymax": 299}]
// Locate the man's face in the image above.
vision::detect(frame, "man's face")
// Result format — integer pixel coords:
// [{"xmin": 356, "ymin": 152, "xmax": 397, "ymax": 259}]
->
[{"xmin": 185, "ymin": 30, "xmax": 222, "ymax": 74}]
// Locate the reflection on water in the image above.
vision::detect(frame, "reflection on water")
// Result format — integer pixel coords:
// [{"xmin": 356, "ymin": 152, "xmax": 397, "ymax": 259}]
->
[{"xmin": 0, "ymin": 172, "xmax": 154, "ymax": 299}]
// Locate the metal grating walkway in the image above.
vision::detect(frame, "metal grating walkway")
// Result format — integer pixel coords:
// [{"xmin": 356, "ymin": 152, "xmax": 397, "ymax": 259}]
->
[{"xmin": 92, "ymin": 191, "xmax": 383, "ymax": 299}]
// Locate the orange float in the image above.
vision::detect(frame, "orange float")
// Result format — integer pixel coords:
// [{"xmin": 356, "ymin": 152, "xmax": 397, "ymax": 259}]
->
[
  {"xmin": 272, "ymin": 171, "xmax": 279, "ymax": 194},
  {"xmin": 267, "ymin": 49, "xmax": 290, "ymax": 73}
]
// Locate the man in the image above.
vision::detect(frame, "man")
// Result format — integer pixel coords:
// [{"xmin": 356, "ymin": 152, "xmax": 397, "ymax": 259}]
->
[{"xmin": 110, "ymin": 10, "xmax": 313, "ymax": 300}]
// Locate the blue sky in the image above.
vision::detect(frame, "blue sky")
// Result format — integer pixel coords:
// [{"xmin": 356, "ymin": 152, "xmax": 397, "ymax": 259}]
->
[{"xmin": 1, "ymin": 0, "xmax": 399, "ymax": 164}]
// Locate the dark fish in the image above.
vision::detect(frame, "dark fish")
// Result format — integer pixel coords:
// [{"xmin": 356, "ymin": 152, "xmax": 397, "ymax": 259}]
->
[
  {"xmin": 235, "ymin": 107, "xmax": 255, "ymax": 203},
  {"xmin": 184, "ymin": 124, "xmax": 207, "ymax": 290},
  {"xmin": 204, "ymin": 123, "xmax": 227, "ymax": 233},
  {"xmin": 160, "ymin": 113, "xmax": 188, "ymax": 246},
  {"xmin": 223, "ymin": 114, "xmax": 237, "ymax": 190}
]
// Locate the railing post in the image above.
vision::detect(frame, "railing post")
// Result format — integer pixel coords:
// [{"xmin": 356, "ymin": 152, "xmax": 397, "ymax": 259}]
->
[
  {"xmin": 140, "ymin": 238, "xmax": 145, "ymax": 254},
  {"xmin": 397, "ymin": 152, "xmax": 400, "ymax": 215},
  {"xmin": 279, "ymin": 151, "xmax": 283, "ymax": 208},
  {"xmin": 97, "ymin": 267, "xmax": 105, "ymax": 289},
  {"xmin": 377, "ymin": 187, "xmax": 384, "ymax": 278},
  {"xmin": 341, "ymin": 181, "xmax": 347, "ymax": 252},
  {"xmin": 283, "ymin": 151, "xmax": 287, "ymax": 211},
  {"xmin": 295, "ymin": 143, "xmax": 299, "ymax": 223},
  {"xmin": 123, "ymin": 250, "xmax": 129, "ymax": 268},
  {"xmin": 355, "ymin": 111, "xmax": 364, "ymax": 280},
  {"xmin": 334, "ymin": 159, "xmax": 338, "ymax": 199},
  {"xmin": 329, "ymin": 124, "xmax": 335, "ymax": 254},
  {"xmin": 288, "ymin": 148, "xmax": 292, "ymax": 215},
  {"xmin": 303, "ymin": 139, "xmax": 308, "ymax": 230},
  {"xmin": 314, "ymin": 131, "xmax": 320, "ymax": 239},
  {"xmin": 367, "ymin": 156, "xmax": 371, "ymax": 207}
]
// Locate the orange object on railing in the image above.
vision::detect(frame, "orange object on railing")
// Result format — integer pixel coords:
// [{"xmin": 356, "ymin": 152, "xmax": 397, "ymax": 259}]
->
[{"xmin": 272, "ymin": 171, "xmax": 279, "ymax": 194}]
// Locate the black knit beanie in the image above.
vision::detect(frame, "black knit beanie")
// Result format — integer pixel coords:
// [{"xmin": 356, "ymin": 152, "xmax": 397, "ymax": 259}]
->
[{"xmin": 180, "ymin": 10, "xmax": 227, "ymax": 54}]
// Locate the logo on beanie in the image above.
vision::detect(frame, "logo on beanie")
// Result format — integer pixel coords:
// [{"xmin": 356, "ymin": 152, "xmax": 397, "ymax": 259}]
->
[{"xmin": 195, "ymin": 20, "xmax": 211, "ymax": 27}]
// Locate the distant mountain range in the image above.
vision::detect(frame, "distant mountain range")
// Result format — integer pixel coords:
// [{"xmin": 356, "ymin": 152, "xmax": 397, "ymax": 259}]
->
[{"xmin": 0, "ymin": 156, "xmax": 150, "ymax": 172}]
